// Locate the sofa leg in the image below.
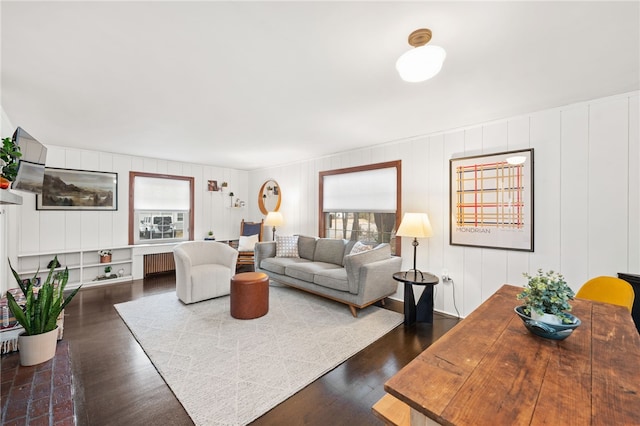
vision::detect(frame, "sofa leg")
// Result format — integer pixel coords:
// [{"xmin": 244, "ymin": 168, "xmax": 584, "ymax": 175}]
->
[{"xmin": 349, "ymin": 305, "xmax": 358, "ymax": 317}]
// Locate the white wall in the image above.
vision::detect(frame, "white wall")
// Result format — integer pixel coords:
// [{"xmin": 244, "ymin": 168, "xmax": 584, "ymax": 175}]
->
[
  {"xmin": 249, "ymin": 92, "xmax": 640, "ymax": 317},
  {"xmin": 2, "ymin": 142, "xmax": 249, "ymax": 293},
  {"xmin": 5, "ymin": 92, "xmax": 638, "ymax": 314},
  {"xmin": 1, "ymin": 107, "xmax": 17, "ymax": 292}
]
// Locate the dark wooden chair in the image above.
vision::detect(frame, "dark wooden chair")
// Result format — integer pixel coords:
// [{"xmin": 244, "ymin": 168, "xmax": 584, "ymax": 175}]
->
[{"xmin": 236, "ymin": 219, "xmax": 264, "ymax": 270}]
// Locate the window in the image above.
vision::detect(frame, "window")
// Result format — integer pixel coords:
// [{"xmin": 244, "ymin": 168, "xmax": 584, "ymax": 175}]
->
[
  {"xmin": 325, "ymin": 212, "xmax": 397, "ymax": 245},
  {"xmin": 319, "ymin": 161, "xmax": 401, "ymax": 254},
  {"xmin": 129, "ymin": 172, "xmax": 194, "ymax": 244}
]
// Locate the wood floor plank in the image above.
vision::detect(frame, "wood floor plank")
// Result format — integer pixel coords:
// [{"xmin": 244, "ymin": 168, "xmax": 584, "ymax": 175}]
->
[{"xmin": 63, "ymin": 274, "xmax": 459, "ymax": 425}]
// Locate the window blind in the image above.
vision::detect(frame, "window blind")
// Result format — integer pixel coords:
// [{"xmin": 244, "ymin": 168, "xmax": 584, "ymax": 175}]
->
[
  {"xmin": 134, "ymin": 176, "xmax": 190, "ymax": 210},
  {"xmin": 323, "ymin": 167, "xmax": 397, "ymax": 212}
]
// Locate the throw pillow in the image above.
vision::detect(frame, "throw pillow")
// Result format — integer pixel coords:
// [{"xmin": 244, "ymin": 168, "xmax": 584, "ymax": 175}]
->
[
  {"xmin": 238, "ymin": 234, "xmax": 259, "ymax": 251},
  {"xmin": 350, "ymin": 241, "xmax": 373, "ymax": 255},
  {"xmin": 276, "ymin": 235, "xmax": 299, "ymax": 258}
]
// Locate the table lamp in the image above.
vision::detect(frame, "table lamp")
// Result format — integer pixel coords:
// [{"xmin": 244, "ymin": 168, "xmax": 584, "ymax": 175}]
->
[
  {"xmin": 264, "ymin": 211, "xmax": 284, "ymax": 241},
  {"xmin": 396, "ymin": 212, "xmax": 433, "ymax": 279}
]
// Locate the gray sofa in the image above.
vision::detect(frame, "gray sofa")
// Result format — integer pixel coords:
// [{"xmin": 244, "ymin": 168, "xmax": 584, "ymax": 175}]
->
[{"xmin": 254, "ymin": 236, "xmax": 402, "ymax": 317}]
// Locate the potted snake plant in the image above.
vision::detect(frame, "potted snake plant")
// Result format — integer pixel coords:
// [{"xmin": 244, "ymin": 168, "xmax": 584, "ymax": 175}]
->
[{"xmin": 5, "ymin": 256, "xmax": 81, "ymax": 366}]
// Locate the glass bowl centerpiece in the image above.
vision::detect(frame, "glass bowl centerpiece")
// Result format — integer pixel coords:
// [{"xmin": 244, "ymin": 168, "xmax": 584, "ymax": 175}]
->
[{"xmin": 515, "ymin": 269, "xmax": 581, "ymax": 340}]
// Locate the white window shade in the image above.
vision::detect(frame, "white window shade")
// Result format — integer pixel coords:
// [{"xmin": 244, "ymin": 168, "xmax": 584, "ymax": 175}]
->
[
  {"xmin": 134, "ymin": 176, "xmax": 190, "ymax": 210},
  {"xmin": 323, "ymin": 167, "xmax": 397, "ymax": 212}
]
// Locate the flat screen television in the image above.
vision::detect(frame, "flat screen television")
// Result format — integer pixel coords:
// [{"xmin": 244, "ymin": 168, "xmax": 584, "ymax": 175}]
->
[{"xmin": 11, "ymin": 127, "xmax": 48, "ymax": 194}]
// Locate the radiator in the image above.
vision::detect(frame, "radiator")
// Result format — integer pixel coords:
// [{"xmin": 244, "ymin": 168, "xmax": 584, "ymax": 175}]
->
[{"xmin": 144, "ymin": 253, "xmax": 176, "ymax": 276}]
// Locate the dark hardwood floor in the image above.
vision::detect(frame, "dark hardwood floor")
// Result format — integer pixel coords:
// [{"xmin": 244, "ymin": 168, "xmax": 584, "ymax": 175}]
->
[{"xmin": 63, "ymin": 273, "xmax": 459, "ymax": 426}]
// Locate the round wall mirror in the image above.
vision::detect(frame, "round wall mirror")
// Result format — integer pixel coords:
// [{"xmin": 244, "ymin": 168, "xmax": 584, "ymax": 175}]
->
[{"xmin": 258, "ymin": 179, "xmax": 281, "ymax": 215}]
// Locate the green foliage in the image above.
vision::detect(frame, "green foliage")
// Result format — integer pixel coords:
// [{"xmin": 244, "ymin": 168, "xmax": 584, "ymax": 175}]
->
[
  {"xmin": 0, "ymin": 137, "xmax": 22, "ymax": 181},
  {"xmin": 517, "ymin": 269, "xmax": 575, "ymax": 323},
  {"xmin": 5, "ymin": 256, "xmax": 81, "ymax": 336}
]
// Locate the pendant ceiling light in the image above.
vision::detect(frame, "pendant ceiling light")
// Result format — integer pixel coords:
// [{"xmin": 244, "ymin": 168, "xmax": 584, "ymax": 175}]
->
[{"xmin": 396, "ymin": 28, "xmax": 446, "ymax": 83}]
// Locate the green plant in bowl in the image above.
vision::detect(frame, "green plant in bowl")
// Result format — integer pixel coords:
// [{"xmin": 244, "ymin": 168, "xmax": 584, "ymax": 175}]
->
[{"xmin": 517, "ymin": 269, "xmax": 575, "ymax": 324}]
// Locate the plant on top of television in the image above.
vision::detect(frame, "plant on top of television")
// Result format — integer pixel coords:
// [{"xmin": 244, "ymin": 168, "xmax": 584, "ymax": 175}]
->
[{"xmin": 0, "ymin": 137, "xmax": 22, "ymax": 182}]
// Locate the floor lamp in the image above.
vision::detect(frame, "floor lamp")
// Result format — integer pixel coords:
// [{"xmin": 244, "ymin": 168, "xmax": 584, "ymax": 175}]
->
[
  {"xmin": 264, "ymin": 211, "xmax": 283, "ymax": 241},
  {"xmin": 396, "ymin": 212, "xmax": 433, "ymax": 280}
]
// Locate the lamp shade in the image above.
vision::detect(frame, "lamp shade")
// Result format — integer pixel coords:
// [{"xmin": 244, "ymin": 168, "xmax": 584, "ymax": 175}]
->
[
  {"xmin": 396, "ymin": 45, "xmax": 446, "ymax": 83},
  {"xmin": 396, "ymin": 213, "xmax": 433, "ymax": 238},
  {"xmin": 264, "ymin": 211, "xmax": 284, "ymax": 227}
]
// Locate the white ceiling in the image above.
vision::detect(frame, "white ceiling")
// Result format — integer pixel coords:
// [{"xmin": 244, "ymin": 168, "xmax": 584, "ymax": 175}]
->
[{"xmin": 1, "ymin": 1, "xmax": 638, "ymax": 171}]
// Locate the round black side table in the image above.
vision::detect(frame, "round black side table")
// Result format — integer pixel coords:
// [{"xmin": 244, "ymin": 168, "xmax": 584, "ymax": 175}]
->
[{"xmin": 392, "ymin": 271, "xmax": 439, "ymax": 326}]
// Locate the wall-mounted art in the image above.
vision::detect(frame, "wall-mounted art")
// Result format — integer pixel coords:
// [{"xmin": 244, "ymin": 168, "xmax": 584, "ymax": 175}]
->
[
  {"xmin": 207, "ymin": 180, "xmax": 219, "ymax": 191},
  {"xmin": 36, "ymin": 167, "xmax": 118, "ymax": 211},
  {"xmin": 450, "ymin": 149, "xmax": 534, "ymax": 251}
]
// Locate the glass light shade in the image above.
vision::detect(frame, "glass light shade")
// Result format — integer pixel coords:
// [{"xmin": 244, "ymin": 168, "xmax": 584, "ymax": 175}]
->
[
  {"xmin": 264, "ymin": 211, "xmax": 284, "ymax": 227},
  {"xmin": 396, "ymin": 213, "xmax": 433, "ymax": 238},
  {"xmin": 396, "ymin": 45, "xmax": 446, "ymax": 83}
]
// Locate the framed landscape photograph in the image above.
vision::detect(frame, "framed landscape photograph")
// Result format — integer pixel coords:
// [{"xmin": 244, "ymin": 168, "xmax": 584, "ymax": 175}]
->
[
  {"xmin": 36, "ymin": 168, "xmax": 118, "ymax": 211},
  {"xmin": 449, "ymin": 149, "xmax": 534, "ymax": 251}
]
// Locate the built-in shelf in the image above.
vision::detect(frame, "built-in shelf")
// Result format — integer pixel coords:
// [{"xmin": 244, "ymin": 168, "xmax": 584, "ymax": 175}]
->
[
  {"xmin": 15, "ymin": 246, "xmax": 133, "ymax": 289},
  {"xmin": 0, "ymin": 190, "xmax": 23, "ymax": 205}
]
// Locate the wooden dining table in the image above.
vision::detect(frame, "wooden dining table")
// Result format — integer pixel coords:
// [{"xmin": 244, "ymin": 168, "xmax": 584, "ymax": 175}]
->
[{"xmin": 383, "ymin": 284, "xmax": 640, "ymax": 425}]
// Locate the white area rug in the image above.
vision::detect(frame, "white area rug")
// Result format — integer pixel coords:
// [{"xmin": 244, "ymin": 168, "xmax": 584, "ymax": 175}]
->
[{"xmin": 114, "ymin": 286, "xmax": 403, "ymax": 425}]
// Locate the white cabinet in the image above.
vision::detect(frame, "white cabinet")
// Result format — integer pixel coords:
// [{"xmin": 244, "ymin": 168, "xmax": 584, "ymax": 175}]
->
[{"xmin": 15, "ymin": 246, "xmax": 133, "ymax": 289}]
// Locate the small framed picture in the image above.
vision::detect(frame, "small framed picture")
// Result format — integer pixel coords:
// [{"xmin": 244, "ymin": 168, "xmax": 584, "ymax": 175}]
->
[{"xmin": 207, "ymin": 180, "xmax": 219, "ymax": 191}]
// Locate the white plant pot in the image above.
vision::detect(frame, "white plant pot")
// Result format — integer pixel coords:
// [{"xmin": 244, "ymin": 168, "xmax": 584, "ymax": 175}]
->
[
  {"xmin": 530, "ymin": 311, "xmax": 562, "ymax": 325},
  {"xmin": 18, "ymin": 327, "xmax": 59, "ymax": 366}
]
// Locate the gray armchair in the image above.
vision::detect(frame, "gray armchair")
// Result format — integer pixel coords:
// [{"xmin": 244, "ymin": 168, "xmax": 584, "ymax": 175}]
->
[{"xmin": 173, "ymin": 241, "xmax": 238, "ymax": 304}]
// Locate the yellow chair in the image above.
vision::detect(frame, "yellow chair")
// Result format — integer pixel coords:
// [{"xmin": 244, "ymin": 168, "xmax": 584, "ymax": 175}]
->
[{"xmin": 576, "ymin": 276, "xmax": 635, "ymax": 313}]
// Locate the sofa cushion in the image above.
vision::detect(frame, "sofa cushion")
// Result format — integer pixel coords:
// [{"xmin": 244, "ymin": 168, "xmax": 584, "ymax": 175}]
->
[
  {"xmin": 344, "ymin": 244, "xmax": 392, "ymax": 294},
  {"xmin": 313, "ymin": 238, "xmax": 346, "ymax": 265},
  {"xmin": 297, "ymin": 235, "xmax": 317, "ymax": 260},
  {"xmin": 286, "ymin": 262, "xmax": 341, "ymax": 283},
  {"xmin": 342, "ymin": 240, "xmax": 357, "ymax": 265},
  {"xmin": 238, "ymin": 234, "xmax": 259, "ymax": 251},
  {"xmin": 276, "ymin": 235, "xmax": 299, "ymax": 258},
  {"xmin": 314, "ymin": 268, "xmax": 349, "ymax": 292},
  {"xmin": 260, "ymin": 257, "xmax": 310, "ymax": 275},
  {"xmin": 350, "ymin": 241, "xmax": 373, "ymax": 255}
]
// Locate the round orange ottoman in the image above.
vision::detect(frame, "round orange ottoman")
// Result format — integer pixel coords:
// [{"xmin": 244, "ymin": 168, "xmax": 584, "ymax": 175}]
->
[{"xmin": 230, "ymin": 272, "xmax": 269, "ymax": 319}]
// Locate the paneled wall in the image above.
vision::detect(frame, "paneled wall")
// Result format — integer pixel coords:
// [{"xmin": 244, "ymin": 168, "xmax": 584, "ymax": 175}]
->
[
  {"xmin": 1, "ymin": 108, "xmax": 16, "ymax": 293},
  {"xmin": 4, "ymin": 92, "xmax": 638, "ymax": 314},
  {"xmin": 3, "ymin": 143, "xmax": 249, "ymax": 293},
  {"xmin": 250, "ymin": 92, "xmax": 640, "ymax": 317}
]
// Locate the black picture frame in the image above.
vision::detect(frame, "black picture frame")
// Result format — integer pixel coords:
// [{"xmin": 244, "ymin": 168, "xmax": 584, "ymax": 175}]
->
[
  {"xmin": 36, "ymin": 167, "xmax": 118, "ymax": 211},
  {"xmin": 449, "ymin": 149, "xmax": 534, "ymax": 251}
]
